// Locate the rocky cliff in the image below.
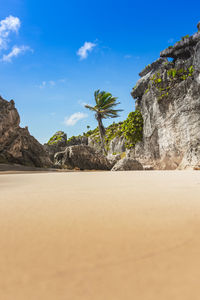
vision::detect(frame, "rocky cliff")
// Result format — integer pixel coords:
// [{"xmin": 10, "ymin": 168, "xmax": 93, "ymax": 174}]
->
[
  {"xmin": 130, "ymin": 22, "xmax": 200, "ymax": 169},
  {"xmin": 0, "ymin": 96, "xmax": 52, "ymax": 167}
]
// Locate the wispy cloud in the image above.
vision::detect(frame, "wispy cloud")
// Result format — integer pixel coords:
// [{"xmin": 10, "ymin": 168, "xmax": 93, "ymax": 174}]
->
[
  {"xmin": 39, "ymin": 81, "xmax": 46, "ymax": 89},
  {"xmin": 38, "ymin": 78, "xmax": 66, "ymax": 89},
  {"xmin": 58, "ymin": 78, "xmax": 67, "ymax": 83},
  {"xmin": 49, "ymin": 80, "xmax": 55, "ymax": 86},
  {"xmin": 0, "ymin": 15, "xmax": 32, "ymax": 62},
  {"xmin": 124, "ymin": 54, "xmax": 132, "ymax": 59},
  {"xmin": 77, "ymin": 42, "xmax": 96, "ymax": 60},
  {"xmin": 2, "ymin": 45, "xmax": 32, "ymax": 62},
  {"xmin": 0, "ymin": 15, "xmax": 20, "ymax": 50},
  {"xmin": 64, "ymin": 112, "xmax": 88, "ymax": 126}
]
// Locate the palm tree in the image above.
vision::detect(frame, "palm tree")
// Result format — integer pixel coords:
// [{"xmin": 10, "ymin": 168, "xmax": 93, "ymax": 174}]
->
[{"xmin": 85, "ymin": 90, "xmax": 123, "ymax": 154}]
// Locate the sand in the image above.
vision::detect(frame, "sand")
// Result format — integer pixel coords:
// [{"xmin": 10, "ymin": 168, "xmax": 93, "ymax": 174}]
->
[{"xmin": 0, "ymin": 170, "xmax": 200, "ymax": 299}]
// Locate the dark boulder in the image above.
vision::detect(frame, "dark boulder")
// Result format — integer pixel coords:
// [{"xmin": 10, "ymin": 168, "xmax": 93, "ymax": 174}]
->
[{"xmin": 54, "ymin": 145, "xmax": 111, "ymax": 170}]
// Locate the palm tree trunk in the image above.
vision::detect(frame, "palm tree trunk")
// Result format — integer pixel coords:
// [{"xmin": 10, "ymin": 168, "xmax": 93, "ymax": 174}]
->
[{"xmin": 96, "ymin": 114, "xmax": 106, "ymax": 155}]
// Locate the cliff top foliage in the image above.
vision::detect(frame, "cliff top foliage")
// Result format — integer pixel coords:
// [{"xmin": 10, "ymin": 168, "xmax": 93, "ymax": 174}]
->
[
  {"xmin": 82, "ymin": 110, "xmax": 143, "ymax": 150},
  {"xmin": 144, "ymin": 65, "xmax": 194, "ymax": 102},
  {"xmin": 47, "ymin": 131, "xmax": 67, "ymax": 145}
]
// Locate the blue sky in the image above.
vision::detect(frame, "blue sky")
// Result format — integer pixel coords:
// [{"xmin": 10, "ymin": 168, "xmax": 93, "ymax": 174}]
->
[{"xmin": 0, "ymin": 0, "xmax": 200, "ymax": 143}]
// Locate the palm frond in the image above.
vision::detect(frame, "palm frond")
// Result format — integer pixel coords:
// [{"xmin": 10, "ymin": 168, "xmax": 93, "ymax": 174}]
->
[
  {"xmin": 84, "ymin": 104, "xmax": 97, "ymax": 112},
  {"xmin": 85, "ymin": 90, "xmax": 123, "ymax": 119}
]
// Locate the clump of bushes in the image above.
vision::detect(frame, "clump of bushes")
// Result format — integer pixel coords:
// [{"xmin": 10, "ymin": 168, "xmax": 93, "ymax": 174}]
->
[
  {"xmin": 48, "ymin": 131, "xmax": 67, "ymax": 145},
  {"xmin": 121, "ymin": 110, "xmax": 143, "ymax": 148},
  {"xmin": 84, "ymin": 111, "xmax": 143, "ymax": 150}
]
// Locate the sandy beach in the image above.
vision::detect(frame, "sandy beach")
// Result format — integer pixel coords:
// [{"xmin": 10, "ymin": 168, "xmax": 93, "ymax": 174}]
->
[{"xmin": 0, "ymin": 170, "xmax": 200, "ymax": 299}]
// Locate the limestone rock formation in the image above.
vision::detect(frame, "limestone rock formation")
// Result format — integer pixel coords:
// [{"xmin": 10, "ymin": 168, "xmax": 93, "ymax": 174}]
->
[
  {"xmin": 106, "ymin": 153, "xmax": 121, "ymax": 167},
  {"xmin": 66, "ymin": 135, "xmax": 88, "ymax": 147},
  {"xmin": 45, "ymin": 132, "xmax": 89, "ymax": 161},
  {"xmin": 44, "ymin": 131, "xmax": 67, "ymax": 161},
  {"xmin": 131, "ymin": 22, "xmax": 200, "ymax": 169},
  {"xmin": 54, "ymin": 145, "xmax": 112, "ymax": 170},
  {"xmin": 108, "ymin": 136, "xmax": 126, "ymax": 155},
  {"xmin": 0, "ymin": 96, "xmax": 52, "ymax": 167},
  {"xmin": 111, "ymin": 158, "xmax": 143, "ymax": 171},
  {"xmin": 47, "ymin": 131, "xmax": 67, "ymax": 146}
]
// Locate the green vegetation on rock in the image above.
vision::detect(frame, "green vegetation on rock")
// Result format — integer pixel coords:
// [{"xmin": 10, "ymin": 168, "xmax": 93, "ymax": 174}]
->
[
  {"xmin": 149, "ymin": 65, "xmax": 194, "ymax": 102},
  {"xmin": 85, "ymin": 110, "xmax": 143, "ymax": 150},
  {"xmin": 48, "ymin": 131, "xmax": 67, "ymax": 145},
  {"xmin": 121, "ymin": 110, "xmax": 143, "ymax": 148},
  {"xmin": 181, "ymin": 34, "xmax": 190, "ymax": 41}
]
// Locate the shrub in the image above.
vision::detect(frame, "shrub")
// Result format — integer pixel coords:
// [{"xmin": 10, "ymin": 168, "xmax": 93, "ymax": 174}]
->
[{"xmin": 121, "ymin": 110, "xmax": 143, "ymax": 149}]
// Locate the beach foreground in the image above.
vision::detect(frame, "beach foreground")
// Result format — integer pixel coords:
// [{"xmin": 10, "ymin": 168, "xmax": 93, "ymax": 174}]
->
[{"xmin": 0, "ymin": 171, "xmax": 200, "ymax": 299}]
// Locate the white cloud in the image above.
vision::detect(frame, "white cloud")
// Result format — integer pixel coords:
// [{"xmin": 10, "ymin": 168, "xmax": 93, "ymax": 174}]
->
[
  {"xmin": 49, "ymin": 80, "xmax": 55, "ymax": 86},
  {"xmin": 39, "ymin": 81, "xmax": 46, "ymax": 89},
  {"xmin": 38, "ymin": 80, "xmax": 57, "ymax": 88},
  {"xmin": 38, "ymin": 79, "xmax": 67, "ymax": 89},
  {"xmin": 0, "ymin": 16, "xmax": 20, "ymax": 50},
  {"xmin": 64, "ymin": 112, "xmax": 88, "ymax": 126},
  {"xmin": 2, "ymin": 45, "xmax": 32, "ymax": 62},
  {"xmin": 77, "ymin": 42, "xmax": 96, "ymax": 60},
  {"xmin": 0, "ymin": 16, "xmax": 32, "ymax": 63}
]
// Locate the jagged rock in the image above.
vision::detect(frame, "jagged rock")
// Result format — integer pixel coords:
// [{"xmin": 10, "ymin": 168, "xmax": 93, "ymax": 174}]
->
[
  {"xmin": 108, "ymin": 136, "xmax": 126, "ymax": 155},
  {"xmin": 111, "ymin": 158, "xmax": 143, "ymax": 171},
  {"xmin": 54, "ymin": 145, "xmax": 111, "ymax": 170},
  {"xmin": 44, "ymin": 131, "xmax": 67, "ymax": 161},
  {"xmin": 178, "ymin": 142, "xmax": 200, "ymax": 169},
  {"xmin": 131, "ymin": 58, "xmax": 168, "ymax": 100},
  {"xmin": 0, "ymin": 96, "xmax": 52, "ymax": 167},
  {"xmin": 160, "ymin": 31, "xmax": 200, "ymax": 59},
  {"xmin": 139, "ymin": 58, "xmax": 167, "ymax": 77},
  {"xmin": 131, "ymin": 22, "xmax": 200, "ymax": 170},
  {"xmin": 66, "ymin": 136, "xmax": 88, "ymax": 146},
  {"xmin": 194, "ymin": 41, "xmax": 200, "ymax": 72},
  {"xmin": 47, "ymin": 131, "xmax": 67, "ymax": 146},
  {"xmin": 107, "ymin": 153, "xmax": 121, "ymax": 167},
  {"xmin": 87, "ymin": 136, "xmax": 102, "ymax": 153},
  {"xmin": 45, "ymin": 133, "xmax": 89, "ymax": 161},
  {"xmin": 198, "ymin": 22, "xmax": 200, "ymax": 32},
  {"xmin": 131, "ymin": 72, "xmax": 152, "ymax": 100}
]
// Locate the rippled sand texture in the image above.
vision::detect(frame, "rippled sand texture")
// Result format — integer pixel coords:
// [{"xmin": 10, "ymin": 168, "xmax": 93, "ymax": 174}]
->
[{"xmin": 0, "ymin": 171, "xmax": 200, "ymax": 300}]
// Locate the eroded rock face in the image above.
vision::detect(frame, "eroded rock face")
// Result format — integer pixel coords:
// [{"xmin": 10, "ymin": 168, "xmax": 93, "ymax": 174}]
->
[
  {"xmin": 44, "ymin": 131, "xmax": 67, "ymax": 161},
  {"xmin": 111, "ymin": 158, "xmax": 143, "ymax": 171},
  {"xmin": 66, "ymin": 136, "xmax": 88, "ymax": 147},
  {"xmin": 131, "ymin": 22, "xmax": 200, "ymax": 169},
  {"xmin": 106, "ymin": 153, "xmax": 121, "ymax": 167},
  {"xmin": 0, "ymin": 96, "xmax": 52, "ymax": 167},
  {"xmin": 108, "ymin": 136, "xmax": 126, "ymax": 155},
  {"xmin": 45, "ymin": 133, "xmax": 89, "ymax": 161},
  {"xmin": 54, "ymin": 145, "xmax": 112, "ymax": 170}
]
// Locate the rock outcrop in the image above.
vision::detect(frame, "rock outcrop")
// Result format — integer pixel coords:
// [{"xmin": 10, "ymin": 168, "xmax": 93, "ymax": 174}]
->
[
  {"xmin": 130, "ymin": 22, "xmax": 200, "ymax": 169},
  {"xmin": 45, "ymin": 132, "xmax": 89, "ymax": 161},
  {"xmin": 54, "ymin": 145, "xmax": 112, "ymax": 170},
  {"xmin": 106, "ymin": 153, "xmax": 121, "ymax": 167},
  {"xmin": 0, "ymin": 96, "xmax": 52, "ymax": 167},
  {"xmin": 111, "ymin": 158, "xmax": 143, "ymax": 171},
  {"xmin": 44, "ymin": 131, "xmax": 67, "ymax": 161},
  {"xmin": 66, "ymin": 135, "xmax": 88, "ymax": 147}
]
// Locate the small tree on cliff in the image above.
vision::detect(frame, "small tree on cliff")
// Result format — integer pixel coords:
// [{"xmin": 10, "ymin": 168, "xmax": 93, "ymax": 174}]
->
[{"xmin": 85, "ymin": 90, "xmax": 123, "ymax": 154}]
